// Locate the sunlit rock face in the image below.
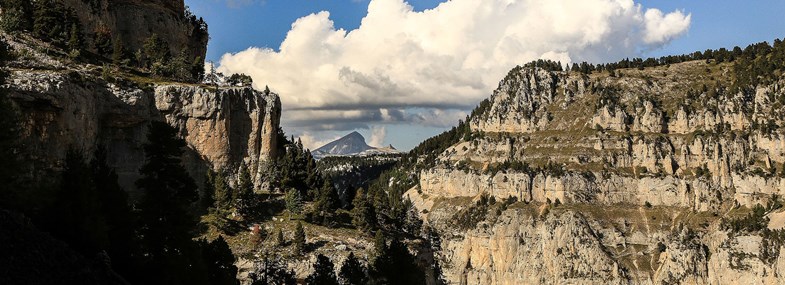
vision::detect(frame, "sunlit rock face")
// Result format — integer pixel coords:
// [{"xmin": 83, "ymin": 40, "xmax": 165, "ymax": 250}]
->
[{"xmin": 408, "ymin": 61, "xmax": 785, "ymax": 284}]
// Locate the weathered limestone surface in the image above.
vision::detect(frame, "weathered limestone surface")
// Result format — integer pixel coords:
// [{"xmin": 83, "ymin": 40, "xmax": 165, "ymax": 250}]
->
[
  {"xmin": 62, "ymin": 0, "xmax": 207, "ymax": 61},
  {"xmin": 8, "ymin": 69, "xmax": 280, "ymax": 198},
  {"xmin": 410, "ymin": 61, "xmax": 785, "ymax": 284}
]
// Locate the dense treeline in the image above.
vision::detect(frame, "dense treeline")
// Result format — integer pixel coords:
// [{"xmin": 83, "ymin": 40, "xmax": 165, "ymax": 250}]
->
[
  {"xmin": 564, "ymin": 37, "xmax": 785, "ymax": 90},
  {"xmin": 318, "ymin": 154, "xmax": 401, "ymax": 206},
  {"xmin": 513, "ymin": 38, "xmax": 785, "ymax": 94},
  {"xmin": 0, "ymin": 0, "xmax": 207, "ymax": 82}
]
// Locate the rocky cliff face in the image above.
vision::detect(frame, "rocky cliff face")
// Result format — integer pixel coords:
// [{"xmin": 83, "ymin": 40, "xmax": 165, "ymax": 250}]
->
[
  {"xmin": 408, "ymin": 60, "xmax": 785, "ymax": 284},
  {"xmin": 62, "ymin": 0, "xmax": 207, "ymax": 61},
  {"xmin": 7, "ymin": 67, "xmax": 280, "ymax": 199}
]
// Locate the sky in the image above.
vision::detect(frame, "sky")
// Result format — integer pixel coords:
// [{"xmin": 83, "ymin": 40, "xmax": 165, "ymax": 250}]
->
[{"xmin": 186, "ymin": 0, "xmax": 785, "ymax": 151}]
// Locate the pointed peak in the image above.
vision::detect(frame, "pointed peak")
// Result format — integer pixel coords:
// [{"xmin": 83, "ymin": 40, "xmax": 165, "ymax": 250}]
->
[{"xmin": 345, "ymin": 131, "xmax": 364, "ymax": 139}]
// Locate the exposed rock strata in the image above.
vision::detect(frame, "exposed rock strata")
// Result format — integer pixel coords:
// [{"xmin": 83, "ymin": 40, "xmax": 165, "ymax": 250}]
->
[
  {"xmin": 410, "ymin": 61, "xmax": 785, "ymax": 284},
  {"xmin": 8, "ymin": 69, "xmax": 280, "ymax": 198}
]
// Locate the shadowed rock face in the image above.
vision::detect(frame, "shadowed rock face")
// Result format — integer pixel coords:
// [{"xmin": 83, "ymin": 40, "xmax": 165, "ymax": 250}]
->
[
  {"xmin": 62, "ymin": 0, "xmax": 207, "ymax": 62},
  {"xmin": 8, "ymin": 70, "xmax": 280, "ymax": 200}
]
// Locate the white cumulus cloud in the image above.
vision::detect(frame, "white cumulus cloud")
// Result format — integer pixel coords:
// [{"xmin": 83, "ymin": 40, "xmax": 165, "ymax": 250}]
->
[
  {"xmin": 217, "ymin": 0, "xmax": 690, "ymax": 142},
  {"xmin": 369, "ymin": 126, "xmax": 387, "ymax": 147}
]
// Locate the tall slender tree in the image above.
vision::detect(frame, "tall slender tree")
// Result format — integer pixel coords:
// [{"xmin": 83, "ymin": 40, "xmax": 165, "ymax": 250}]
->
[
  {"xmin": 351, "ymin": 188, "xmax": 375, "ymax": 231},
  {"xmin": 293, "ymin": 221, "xmax": 306, "ymax": 254},
  {"xmin": 136, "ymin": 121, "xmax": 203, "ymax": 284},
  {"xmin": 236, "ymin": 164, "xmax": 256, "ymax": 217}
]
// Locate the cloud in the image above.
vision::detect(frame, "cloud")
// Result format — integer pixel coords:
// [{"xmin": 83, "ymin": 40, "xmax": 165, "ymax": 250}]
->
[
  {"xmin": 217, "ymin": 0, "xmax": 690, "ymax": 142},
  {"xmin": 369, "ymin": 126, "xmax": 387, "ymax": 147},
  {"xmin": 298, "ymin": 132, "xmax": 341, "ymax": 150}
]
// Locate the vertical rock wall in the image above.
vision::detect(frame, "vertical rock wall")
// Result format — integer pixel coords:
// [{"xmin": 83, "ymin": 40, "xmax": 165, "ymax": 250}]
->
[{"xmin": 8, "ymin": 70, "xmax": 280, "ymax": 199}]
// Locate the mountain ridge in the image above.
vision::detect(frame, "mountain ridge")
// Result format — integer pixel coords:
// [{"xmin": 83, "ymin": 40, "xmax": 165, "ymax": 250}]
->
[{"xmin": 312, "ymin": 131, "xmax": 400, "ymax": 159}]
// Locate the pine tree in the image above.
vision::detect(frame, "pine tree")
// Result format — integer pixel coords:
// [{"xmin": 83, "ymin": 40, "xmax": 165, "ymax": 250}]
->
[
  {"xmin": 276, "ymin": 228, "xmax": 286, "ymax": 246},
  {"xmin": 293, "ymin": 221, "xmax": 306, "ymax": 254},
  {"xmin": 236, "ymin": 164, "xmax": 257, "ymax": 217},
  {"xmin": 171, "ymin": 49, "xmax": 193, "ymax": 82},
  {"xmin": 211, "ymin": 170, "xmax": 233, "ymax": 211},
  {"xmin": 369, "ymin": 233, "xmax": 426, "ymax": 285},
  {"xmin": 91, "ymin": 147, "xmax": 139, "ymax": 278},
  {"xmin": 207, "ymin": 169, "xmax": 233, "ymax": 230},
  {"xmin": 339, "ymin": 252, "xmax": 367, "ymax": 285},
  {"xmin": 313, "ymin": 177, "xmax": 340, "ymax": 225},
  {"xmin": 0, "ymin": 1, "xmax": 31, "ymax": 32},
  {"xmin": 142, "ymin": 33, "xmax": 170, "ymax": 73},
  {"xmin": 372, "ymin": 231, "xmax": 388, "ymax": 263},
  {"xmin": 351, "ymin": 188, "xmax": 375, "ymax": 231},
  {"xmin": 111, "ymin": 36, "xmax": 128, "ymax": 66},
  {"xmin": 93, "ymin": 26, "xmax": 112, "ymax": 57},
  {"xmin": 205, "ymin": 61, "xmax": 220, "ymax": 86},
  {"xmin": 191, "ymin": 56, "xmax": 205, "ymax": 82},
  {"xmin": 46, "ymin": 149, "xmax": 109, "ymax": 255},
  {"xmin": 284, "ymin": 188, "xmax": 302, "ymax": 219},
  {"xmin": 200, "ymin": 236, "xmax": 240, "ymax": 285},
  {"xmin": 33, "ymin": 0, "xmax": 58, "ymax": 42},
  {"xmin": 305, "ymin": 254, "xmax": 339, "ymax": 285},
  {"xmin": 136, "ymin": 121, "xmax": 203, "ymax": 284}
]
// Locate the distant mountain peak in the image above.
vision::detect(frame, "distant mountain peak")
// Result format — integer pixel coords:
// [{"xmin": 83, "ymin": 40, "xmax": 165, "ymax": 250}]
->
[{"xmin": 312, "ymin": 131, "xmax": 400, "ymax": 159}]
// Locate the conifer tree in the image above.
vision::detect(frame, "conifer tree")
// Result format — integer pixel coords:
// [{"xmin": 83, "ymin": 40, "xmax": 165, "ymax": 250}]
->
[
  {"xmin": 201, "ymin": 236, "xmax": 239, "ymax": 285},
  {"xmin": 211, "ymin": 170, "xmax": 233, "ymax": 211},
  {"xmin": 305, "ymin": 254, "xmax": 339, "ymax": 285},
  {"xmin": 207, "ymin": 169, "xmax": 233, "ymax": 230},
  {"xmin": 47, "ymin": 149, "xmax": 109, "ymax": 255},
  {"xmin": 276, "ymin": 228, "xmax": 286, "ymax": 246},
  {"xmin": 136, "ymin": 121, "xmax": 202, "ymax": 284},
  {"xmin": 67, "ymin": 16, "xmax": 81, "ymax": 53},
  {"xmin": 112, "ymin": 36, "xmax": 127, "ymax": 66},
  {"xmin": 351, "ymin": 188, "xmax": 375, "ymax": 231},
  {"xmin": 293, "ymin": 221, "xmax": 306, "ymax": 254},
  {"xmin": 0, "ymin": 1, "xmax": 32, "ymax": 32},
  {"xmin": 91, "ymin": 147, "xmax": 139, "ymax": 277},
  {"xmin": 339, "ymin": 252, "xmax": 367, "ymax": 285},
  {"xmin": 313, "ymin": 177, "xmax": 340, "ymax": 225},
  {"xmin": 236, "ymin": 164, "xmax": 257, "ymax": 217},
  {"xmin": 93, "ymin": 26, "xmax": 112, "ymax": 57},
  {"xmin": 284, "ymin": 188, "xmax": 302, "ymax": 219}
]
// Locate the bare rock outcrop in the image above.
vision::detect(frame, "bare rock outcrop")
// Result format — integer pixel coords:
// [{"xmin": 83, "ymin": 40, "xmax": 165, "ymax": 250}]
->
[
  {"xmin": 8, "ymin": 69, "xmax": 280, "ymax": 199},
  {"xmin": 62, "ymin": 0, "xmax": 208, "ymax": 61},
  {"xmin": 410, "ymin": 60, "xmax": 785, "ymax": 284}
]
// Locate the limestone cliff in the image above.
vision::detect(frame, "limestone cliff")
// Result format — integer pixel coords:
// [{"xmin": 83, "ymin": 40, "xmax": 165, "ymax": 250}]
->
[
  {"xmin": 7, "ymin": 60, "xmax": 279, "ymax": 199},
  {"xmin": 62, "ymin": 0, "xmax": 208, "ymax": 61},
  {"xmin": 408, "ymin": 59, "xmax": 785, "ymax": 284}
]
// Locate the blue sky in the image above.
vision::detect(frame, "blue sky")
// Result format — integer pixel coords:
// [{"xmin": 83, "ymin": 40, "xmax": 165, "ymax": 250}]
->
[{"xmin": 187, "ymin": 0, "xmax": 785, "ymax": 151}]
